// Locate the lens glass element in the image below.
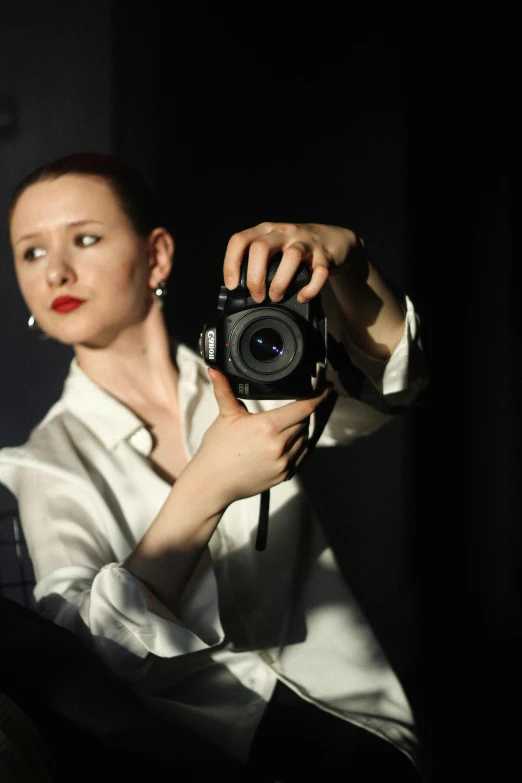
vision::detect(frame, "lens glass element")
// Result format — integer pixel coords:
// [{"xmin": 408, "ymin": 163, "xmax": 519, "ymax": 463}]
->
[{"xmin": 249, "ymin": 328, "xmax": 284, "ymax": 362}]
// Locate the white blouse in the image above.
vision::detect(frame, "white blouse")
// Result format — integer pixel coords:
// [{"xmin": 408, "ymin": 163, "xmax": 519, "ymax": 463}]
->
[{"xmin": 0, "ymin": 296, "xmax": 426, "ymax": 767}]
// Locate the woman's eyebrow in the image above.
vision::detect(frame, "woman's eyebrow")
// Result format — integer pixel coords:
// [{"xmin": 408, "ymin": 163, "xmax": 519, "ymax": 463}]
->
[
  {"xmin": 68, "ymin": 219, "xmax": 105, "ymax": 228},
  {"xmin": 15, "ymin": 219, "xmax": 105, "ymax": 245}
]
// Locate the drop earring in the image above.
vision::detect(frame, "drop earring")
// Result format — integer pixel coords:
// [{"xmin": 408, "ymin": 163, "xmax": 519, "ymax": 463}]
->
[
  {"xmin": 27, "ymin": 314, "xmax": 49, "ymax": 340},
  {"xmin": 155, "ymin": 281, "xmax": 167, "ymax": 308}
]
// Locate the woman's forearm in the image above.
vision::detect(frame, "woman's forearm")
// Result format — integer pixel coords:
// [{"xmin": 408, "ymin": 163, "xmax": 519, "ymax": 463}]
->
[
  {"xmin": 122, "ymin": 461, "xmax": 227, "ymax": 615},
  {"xmin": 326, "ymin": 238, "xmax": 406, "ymax": 360}
]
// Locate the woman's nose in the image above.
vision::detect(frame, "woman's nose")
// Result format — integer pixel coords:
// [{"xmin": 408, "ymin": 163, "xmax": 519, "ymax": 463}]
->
[{"xmin": 45, "ymin": 254, "xmax": 76, "ymax": 287}]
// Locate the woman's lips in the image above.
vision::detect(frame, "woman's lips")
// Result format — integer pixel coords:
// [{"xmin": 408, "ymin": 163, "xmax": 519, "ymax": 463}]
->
[{"xmin": 51, "ymin": 296, "xmax": 86, "ymax": 313}]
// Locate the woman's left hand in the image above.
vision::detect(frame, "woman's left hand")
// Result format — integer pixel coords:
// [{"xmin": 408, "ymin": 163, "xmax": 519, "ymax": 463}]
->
[{"xmin": 222, "ymin": 222, "xmax": 359, "ymax": 304}]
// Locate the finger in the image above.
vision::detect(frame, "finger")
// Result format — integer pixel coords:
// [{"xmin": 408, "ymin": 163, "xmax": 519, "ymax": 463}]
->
[
  {"xmin": 271, "ymin": 421, "xmax": 306, "ymax": 454},
  {"xmin": 223, "ymin": 224, "xmax": 269, "ymax": 290},
  {"xmin": 284, "ymin": 436, "xmax": 309, "ymax": 480},
  {"xmin": 296, "ymin": 262, "xmax": 330, "ymax": 303},
  {"xmin": 208, "ymin": 368, "xmax": 249, "ymax": 418},
  {"xmin": 268, "ymin": 243, "xmax": 311, "ymax": 302},
  {"xmin": 283, "ymin": 421, "xmax": 309, "ymax": 453},
  {"xmin": 292, "ymin": 443, "xmax": 310, "ymax": 471},
  {"xmin": 245, "ymin": 231, "xmax": 288, "ymax": 302},
  {"xmin": 269, "ymin": 386, "xmax": 333, "ymax": 431}
]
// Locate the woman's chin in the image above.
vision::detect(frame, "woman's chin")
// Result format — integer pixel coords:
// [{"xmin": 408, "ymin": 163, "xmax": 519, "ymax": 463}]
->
[
  {"xmin": 37, "ymin": 324, "xmax": 101, "ymax": 349},
  {"xmin": 40, "ymin": 312, "xmax": 149, "ymax": 350}
]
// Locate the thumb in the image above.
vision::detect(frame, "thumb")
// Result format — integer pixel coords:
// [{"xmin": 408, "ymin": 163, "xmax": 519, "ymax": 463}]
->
[{"xmin": 208, "ymin": 368, "xmax": 248, "ymax": 418}]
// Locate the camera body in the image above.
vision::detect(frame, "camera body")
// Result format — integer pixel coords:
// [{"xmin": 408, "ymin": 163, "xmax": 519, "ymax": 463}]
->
[{"xmin": 200, "ymin": 254, "xmax": 328, "ymax": 399}]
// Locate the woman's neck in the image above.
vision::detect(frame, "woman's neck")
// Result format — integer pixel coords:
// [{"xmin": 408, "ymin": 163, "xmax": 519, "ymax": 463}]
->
[{"xmin": 74, "ymin": 308, "xmax": 181, "ymax": 414}]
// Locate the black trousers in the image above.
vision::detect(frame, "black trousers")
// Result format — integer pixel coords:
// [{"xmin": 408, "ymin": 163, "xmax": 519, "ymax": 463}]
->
[
  {"xmin": 245, "ymin": 681, "xmax": 424, "ymax": 782},
  {"xmin": 1, "ymin": 595, "xmax": 425, "ymax": 782}
]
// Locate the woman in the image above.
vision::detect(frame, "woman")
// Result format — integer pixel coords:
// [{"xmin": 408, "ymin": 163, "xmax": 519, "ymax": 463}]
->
[{"xmin": 0, "ymin": 153, "xmax": 427, "ymax": 780}]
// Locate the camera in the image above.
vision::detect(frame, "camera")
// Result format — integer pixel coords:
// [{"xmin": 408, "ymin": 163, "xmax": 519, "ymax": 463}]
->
[{"xmin": 200, "ymin": 254, "xmax": 328, "ymax": 399}]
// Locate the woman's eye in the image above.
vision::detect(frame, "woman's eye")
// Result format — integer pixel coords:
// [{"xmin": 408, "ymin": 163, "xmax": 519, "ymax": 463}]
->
[
  {"xmin": 76, "ymin": 234, "xmax": 101, "ymax": 247},
  {"xmin": 23, "ymin": 246, "xmax": 47, "ymax": 261}
]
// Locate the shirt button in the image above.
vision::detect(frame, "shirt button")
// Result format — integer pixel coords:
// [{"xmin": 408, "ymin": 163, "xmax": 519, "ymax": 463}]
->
[{"xmin": 129, "ymin": 428, "xmax": 153, "ymax": 454}]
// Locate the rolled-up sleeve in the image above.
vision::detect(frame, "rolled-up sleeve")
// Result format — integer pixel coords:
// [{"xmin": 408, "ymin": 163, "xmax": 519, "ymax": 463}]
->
[
  {"xmin": 315, "ymin": 296, "xmax": 429, "ymax": 446},
  {"xmin": 340, "ymin": 295, "xmax": 428, "ymax": 403},
  {"xmin": 0, "ymin": 459, "xmax": 225, "ymax": 680}
]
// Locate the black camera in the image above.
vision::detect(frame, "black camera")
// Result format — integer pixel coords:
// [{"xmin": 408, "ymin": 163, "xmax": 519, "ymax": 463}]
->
[{"xmin": 200, "ymin": 254, "xmax": 328, "ymax": 399}]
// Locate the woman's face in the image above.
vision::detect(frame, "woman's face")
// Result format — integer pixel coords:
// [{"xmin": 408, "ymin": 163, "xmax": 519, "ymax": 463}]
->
[{"xmin": 9, "ymin": 174, "xmax": 163, "ymax": 348}]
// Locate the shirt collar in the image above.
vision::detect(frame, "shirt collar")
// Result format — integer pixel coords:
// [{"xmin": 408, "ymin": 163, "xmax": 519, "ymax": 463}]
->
[{"xmin": 61, "ymin": 341, "xmax": 206, "ymax": 451}]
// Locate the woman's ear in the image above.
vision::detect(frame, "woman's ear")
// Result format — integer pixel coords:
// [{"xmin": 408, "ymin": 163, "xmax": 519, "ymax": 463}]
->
[{"xmin": 148, "ymin": 227, "xmax": 175, "ymax": 287}]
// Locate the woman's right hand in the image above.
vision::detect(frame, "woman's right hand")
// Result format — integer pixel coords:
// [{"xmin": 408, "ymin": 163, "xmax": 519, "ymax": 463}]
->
[
  {"xmin": 188, "ymin": 368, "xmax": 332, "ymax": 509},
  {"xmin": 125, "ymin": 369, "xmax": 332, "ymax": 609}
]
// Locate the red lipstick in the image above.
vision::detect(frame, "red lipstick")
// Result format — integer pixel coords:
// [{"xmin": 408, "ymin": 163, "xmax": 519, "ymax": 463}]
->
[{"xmin": 51, "ymin": 296, "xmax": 86, "ymax": 313}]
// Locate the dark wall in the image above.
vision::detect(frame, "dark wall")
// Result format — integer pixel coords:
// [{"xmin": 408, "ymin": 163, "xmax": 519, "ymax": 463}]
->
[{"xmin": 404, "ymin": 25, "xmax": 521, "ymax": 778}]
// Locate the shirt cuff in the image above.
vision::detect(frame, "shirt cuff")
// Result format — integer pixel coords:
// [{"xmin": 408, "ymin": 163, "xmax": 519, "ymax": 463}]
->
[{"xmin": 92, "ymin": 551, "xmax": 224, "ymax": 660}]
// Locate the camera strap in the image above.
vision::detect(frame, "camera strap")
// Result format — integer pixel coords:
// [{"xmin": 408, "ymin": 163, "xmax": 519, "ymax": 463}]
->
[
  {"xmin": 254, "ymin": 388, "xmax": 338, "ymax": 551},
  {"xmin": 255, "ymin": 336, "xmax": 344, "ymax": 552}
]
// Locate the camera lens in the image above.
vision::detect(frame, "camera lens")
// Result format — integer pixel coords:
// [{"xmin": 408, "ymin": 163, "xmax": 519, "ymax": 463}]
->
[
  {"xmin": 249, "ymin": 328, "xmax": 284, "ymax": 362},
  {"xmin": 228, "ymin": 309, "xmax": 304, "ymax": 383}
]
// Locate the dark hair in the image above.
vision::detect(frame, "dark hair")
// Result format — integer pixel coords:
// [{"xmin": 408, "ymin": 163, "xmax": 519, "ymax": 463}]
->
[{"xmin": 8, "ymin": 152, "xmax": 162, "ymax": 237}]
